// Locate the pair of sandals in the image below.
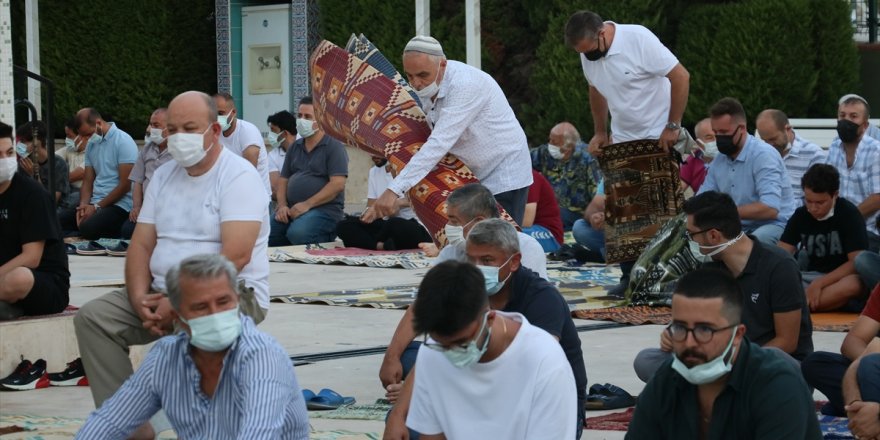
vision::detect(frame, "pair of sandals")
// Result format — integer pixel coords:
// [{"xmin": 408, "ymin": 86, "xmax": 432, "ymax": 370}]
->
[
  {"xmin": 67, "ymin": 240, "xmax": 129, "ymax": 256},
  {"xmin": 585, "ymin": 383, "xmax": 636, "ymax": 410},
  {"xmin": 302, "ymin": 388, "xmax": 356, "ymax": 410}
]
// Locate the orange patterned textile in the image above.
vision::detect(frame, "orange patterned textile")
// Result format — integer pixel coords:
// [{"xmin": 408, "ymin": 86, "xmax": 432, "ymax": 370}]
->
[{"xmin": 309, "ymin": 38, "xmax": 514, "ymax": 245}]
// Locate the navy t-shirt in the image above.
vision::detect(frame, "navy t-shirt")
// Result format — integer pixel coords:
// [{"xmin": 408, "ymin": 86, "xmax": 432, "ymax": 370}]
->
[
  {"xmin": 280, "ymin": 134, "xmax": 349, "ymax": 221},
  {"xmin": 505, "ymin": 266, "xmax": 588, "ymax": 400},
  {"xmin": 780, "ymin": 197, "xmax": 868, "ymax": 273}
]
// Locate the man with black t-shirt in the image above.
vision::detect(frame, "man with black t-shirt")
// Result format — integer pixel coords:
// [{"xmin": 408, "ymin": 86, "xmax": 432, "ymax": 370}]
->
[
  {"xmin": 0, "ymin": 121, "xmax": 70, "ymax": 320},
  {"xmin": 779, "ymin": 163, "xmax": 869, "ymax": 312}
]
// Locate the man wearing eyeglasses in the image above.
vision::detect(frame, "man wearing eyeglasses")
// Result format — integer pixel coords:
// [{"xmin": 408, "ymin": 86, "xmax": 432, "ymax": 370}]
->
[
  {"xmin": 404, "ymin": 260, "xmax": 576, "ymax": 440},
  {"xmin": 626, "ymin": 267, "xmax": 821, "ymax": 439},
  {"xmin": 633, "ymin": 191, "xmax": 812, "ymax": 382}
]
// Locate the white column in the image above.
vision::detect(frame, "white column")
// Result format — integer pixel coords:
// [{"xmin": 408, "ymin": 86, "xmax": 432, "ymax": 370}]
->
[
  {"xmin": 415, "ymin": 0, "xmax": 430, "ymax": 36},
  {"xmin": 0, "ymin": 0, "xmax": 14, "ymax": 125},
  {"xmin": 25, "ymin": 0, "xmax": 40, "ymax": 115},
  {"xmin": 465, "ymin": 0, "xmax": 480, "ymax": 69}
]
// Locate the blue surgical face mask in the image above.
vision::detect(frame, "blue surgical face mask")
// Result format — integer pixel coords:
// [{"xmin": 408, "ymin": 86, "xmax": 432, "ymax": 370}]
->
[
  {"xmin": 296, "ymin": 118, "xmax": 316, "ymax": 138},
  {"xmin": 179, "ymin": 306, "xmax": 242, "ymax": 352},
  {"xmin": 477, "ymin": 254, "xmax": 515, "ymax": 296},
  {"xmin": 671, "ymin": 327, "xmax": 738, "ymax": 385},
  {"xmin": 65, "ymin": 137, "xmax": 76, "ymax": 150},
  {"xmin": 267, "ymin": 130, "xmax": 283, "ymax": 148},
  {"xmin": 15, "ymin": 142, "xmax": 29, "ymax": 157},
  {"xmin": 440, "ymin": 311, "xmax": 492, "ymax": 368},
  {"xmin": 218, "ymin": 111, "xmax": 235, "ymax": 132}
]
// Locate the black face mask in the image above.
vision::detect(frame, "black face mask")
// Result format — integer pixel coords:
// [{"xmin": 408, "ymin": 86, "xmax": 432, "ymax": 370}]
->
[
  {"xmin": 583, "ymin": 35, "xmax": 609, "ymax": 61},
  {"xmin": 837, "ymin": 119, "xmax": 861, "ymax": 143},
  {"xmin": 715, "ymin": 126, "xmax": 742, "ymax": 157}
]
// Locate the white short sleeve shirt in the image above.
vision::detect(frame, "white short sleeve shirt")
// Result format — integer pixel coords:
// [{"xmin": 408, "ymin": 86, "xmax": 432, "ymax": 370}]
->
[
  {"xmin": 220, "ymin": 118, "xmax": 271, "ymax": 196},
  {"xmin": 580, "ymin": 23, "xmax": 680, "ymax": 142}
]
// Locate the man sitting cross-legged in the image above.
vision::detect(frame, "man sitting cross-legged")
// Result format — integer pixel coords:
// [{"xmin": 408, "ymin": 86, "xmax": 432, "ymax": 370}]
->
[
  {"xmin": 74, "ymin": 91, "xmax": 270, "ymax": 440},
  {"xmin": 779, "ymin": 163, "xmax": 869, "ymax": 312},
  {"xmin": 802, "ymin": 284, "xmax": 880, "ymax": 417},
  {"xmin": 626, "ymin": 268, "xmax": 821, "ymax": 439},
  {"xmin": 403, "ymin": 259, "xmax": 576, "ymax": 439},
  {"xmin": 383, "ymin": 218, "xmax": 587, "ymax": 439},
  {"xmin": 633, "ymin": 191, "xmax": 813, "ymax": 382},
  {"xmin": 842, "ymin": 336, "xmax": 880, "ymax": 439},
  {"xmin": 76, "ymin": 254, "xmax": 308, "ymax": 439}
]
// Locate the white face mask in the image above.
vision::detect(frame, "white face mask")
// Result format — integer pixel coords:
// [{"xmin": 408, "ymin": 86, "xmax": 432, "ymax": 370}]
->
[
  {"xmin": 445, "ymin": 224, "xmax": 464, "ymax": 245},
  {"xmin": 0, "ymin": 156, "xmax": 17, "ymax": 183},
  {"xmin": 698, "ymin": 140, "xmax": 718, "ymax": 158},
  {"xmin": 296, "ymin": 118, "xmax": 317, "ymax": 138},
  {"xmin": 267, "ymin": 130, "xmax": 283, "ymax": 148},
  {"xmin": 148, "ymin": 128, "xmax": 165, "ymax": 145},
  {"xmin": 218, "ymin": 113, "xmax": 234, "ymax": 132},
  {"xmin": 65, "ymin": 138, "xmax": 76, "ymax": 150},
  {"xmin": 690, "ymin": 231, "xmax": 745, "ymax": 259},
  {"xmin": 547, "ymin": 144, "xmax": 565, "ymax": 160},
  {"xmin": 414, "ymin": 59, "xmax": 442, "ymax": 107},
  {"xmin": 671, "ymin": 328, "xmax": 738, "ymax": 385},
  {"xmin": 167, "ymin": 127, "xmax": 214, "ymax": 168}
]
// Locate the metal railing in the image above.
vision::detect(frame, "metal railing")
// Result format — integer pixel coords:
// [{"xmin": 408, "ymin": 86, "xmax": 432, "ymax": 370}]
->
[{"xmin": 852, "ymin": 0, "xmax": 879, "ymax": 43}]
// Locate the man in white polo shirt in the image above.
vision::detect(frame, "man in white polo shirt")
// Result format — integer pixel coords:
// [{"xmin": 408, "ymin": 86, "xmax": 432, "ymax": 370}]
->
[
  {"xmin": 564, "ymin": 10, "xmax": 690, "ymax": 296},
  {"xmin": 371, "ymin": 35, "xmax": 533, "ymax": 225},
  {"xmin": 213, "ymin": 92, "xmax": 271, "ymax": 196}
]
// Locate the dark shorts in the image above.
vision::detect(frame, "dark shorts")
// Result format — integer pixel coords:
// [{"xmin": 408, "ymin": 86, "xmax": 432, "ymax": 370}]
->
[{"xmin": 17, "ymin": 269, "xmax": 70, "ymax": 316}]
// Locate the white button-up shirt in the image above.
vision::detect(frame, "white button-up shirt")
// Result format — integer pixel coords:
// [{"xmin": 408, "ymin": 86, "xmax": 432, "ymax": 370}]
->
[{"xmin": 388, "ymin": 60, "xmax": 533, "ymax": 196}]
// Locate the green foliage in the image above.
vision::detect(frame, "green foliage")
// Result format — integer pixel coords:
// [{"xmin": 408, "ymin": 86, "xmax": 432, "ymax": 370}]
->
[
  {"xmin": 11, "ymin": 0, "xmax": 217, "ymax": 136},
  {"xmin": 677, "ymin": 0, "xmax": 817, "ymax": 126},
  {"xmin": 808, "ymin": 0, "xmax": 861, "ymax": 117}
]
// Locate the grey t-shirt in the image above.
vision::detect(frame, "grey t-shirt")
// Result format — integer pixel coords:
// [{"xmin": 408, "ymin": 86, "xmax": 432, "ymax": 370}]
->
[{"xmin": 280, "ymin": 134, "xmax": 348, "ymax": 220}]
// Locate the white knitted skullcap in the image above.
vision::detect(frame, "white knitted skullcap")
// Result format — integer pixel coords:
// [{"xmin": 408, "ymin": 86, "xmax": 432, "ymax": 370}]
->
[
  {"xmin": 839, "ymin": 93, "xmax": 868, "ymax": 105},
  {"xmin": 404, "ymin": 35, "xmax": 445, "ymax": 57}
]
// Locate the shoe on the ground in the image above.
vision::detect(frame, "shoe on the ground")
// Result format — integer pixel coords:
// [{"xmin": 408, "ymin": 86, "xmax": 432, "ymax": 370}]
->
[
  {"xmin": 105, "ymin": 241, "xmax": 129, "ymax": 257},
  {"xmin": 0, "ymin": 301, "xmax": 24, "ymax": 321},
  {"xmin": 75, "ymin": 241, "xmax": 107, "ymax": 256},
  {"xmin": 607, "ymin": 276, "xmax": 630, "ymax": 299},
  {"xmin": 0, "ymin": 358, "xmax": 50, "ymax": 391},
  {"xmin": 48, "ymin": 357, "xmax": 89, "ymax": 387}
]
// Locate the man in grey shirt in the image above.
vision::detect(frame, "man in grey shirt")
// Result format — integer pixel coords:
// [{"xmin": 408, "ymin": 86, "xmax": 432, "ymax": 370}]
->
[{"xmin": 122, "ymin": 108, "xmax": 172, "ymax": 239}]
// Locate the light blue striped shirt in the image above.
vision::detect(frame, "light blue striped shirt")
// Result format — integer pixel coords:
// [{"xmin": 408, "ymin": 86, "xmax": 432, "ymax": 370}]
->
[
  {"xmin": 784, "ymin": 134, "xmax": 827, "ymax": 207},
  {"xmin": 699, "ymin": 134, "xmax": 795, "ymax": 229},
  {"xmin": 76, "ymin": 316, "xmax": 309, "ymax": 440},
  {"xmin": 826, "ymin": 134, "xmax": 880, "ymax": 236}
]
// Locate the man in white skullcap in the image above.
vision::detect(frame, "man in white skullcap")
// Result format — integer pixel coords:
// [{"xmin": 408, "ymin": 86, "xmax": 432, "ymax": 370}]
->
[{"xmin": 371, "ymin": 35, "xmax": 534, "ymax": 226}]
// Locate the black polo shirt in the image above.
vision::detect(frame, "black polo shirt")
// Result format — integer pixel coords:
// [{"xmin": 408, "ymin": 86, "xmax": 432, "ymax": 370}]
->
[
  {"xmin": 627, "ymin": 340, "xmax": 823, "ymax": 439},
  {"xmin": 504, "ymin": 266, "xmax": 588, "ymax": 401},
  {"xmin": 707, "ymin": 238, "xmax": 813, "ymax": 360}
]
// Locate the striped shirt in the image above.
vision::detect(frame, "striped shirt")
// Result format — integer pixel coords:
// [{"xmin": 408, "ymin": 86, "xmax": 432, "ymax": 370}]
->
[
  {"xmin": 784, "ymin": 134, "xmax": 827, "ymax": 206},
  {"xmin": 826, "ymin": 135, "xmax": 880, "ymax": 235},
  {"xmin": 76, "ymin": 316, "xmax": 309, "ymax": 440}
]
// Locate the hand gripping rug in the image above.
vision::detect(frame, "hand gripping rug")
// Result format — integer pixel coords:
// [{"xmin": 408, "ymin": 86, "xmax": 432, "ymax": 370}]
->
[
  {"xmin": 309, "ymin": 36, "xmax": 515, "ymax": 247},
  {"xmin": 596, "ymin": 139, "xmax": 684, "ymax": 264}
]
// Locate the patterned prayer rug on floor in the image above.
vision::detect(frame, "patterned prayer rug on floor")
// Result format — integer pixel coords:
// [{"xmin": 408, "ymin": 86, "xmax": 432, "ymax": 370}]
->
[
  {"xmin": 0, "ymin": 414, "xmax": 176, "ymax": 439},
  {"xmin": 596, "ymin": 139, "xmax": 684, "ymax": 264},
  {"xmin": 269, "ymin": 244, "xmax": 431, "ymax": 269},
  {"xmin": 310, "ymin": 37, "xmax": 516, "ymax": 247},
  {"xmin": 271, "ymin": 263, "xmax": 624, "ymax": 310},
  {"xmin": 309, "ymin": 400, "xmax": 392, "ymax": 421},
  {"xmin": 575, "ymin": 306, "xmax": 858, "ymax": 332}
]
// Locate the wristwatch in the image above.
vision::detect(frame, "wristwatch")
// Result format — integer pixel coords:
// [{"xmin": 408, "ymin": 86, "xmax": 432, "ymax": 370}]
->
[{"xmin": 665, "ymin": 121, "xmax": 680, "ymax": 131}]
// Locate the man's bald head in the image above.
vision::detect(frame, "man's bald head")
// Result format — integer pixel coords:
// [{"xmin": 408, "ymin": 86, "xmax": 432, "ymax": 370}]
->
[
  {"xmin": 694, "ymin": 118, "xmax": 713, "ymax": 140},
  {"xmin": 168, "ymin": 91, "xmax": 217, "ymax": 127},
  {"xmin": 756, "ymin": 109, "xmax": 789, "ymax": 132},
  {"xmin": 550, "ymin": 122, "xmax": 580, "ymax": 147}
]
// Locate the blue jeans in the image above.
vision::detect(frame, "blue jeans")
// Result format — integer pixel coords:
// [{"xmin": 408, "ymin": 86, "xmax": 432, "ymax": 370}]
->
[
  {"xmin": 746, "ymin": 223, "xmax": 784, "ymax": 246},
  {"xmin": 855, "ymin": 251, "xmax": 880, "ymax": 291},
  {"xmin": 269, "ymin": 209, "xmax": 338, "ymax": 246},
  {"xmin": 572, "ymin": 219, "xmax": 605, "ymax": 260},
  {"xmin": 802, "ymin": 351, "xmax": 851, "ymax": 416},
  {"xmin": 560, "ymin": 208, "xmax": 582, "ymax": 231},
  {"xmin": 859, "ymin": 353, "xmax": 880, "ymax": 402}
]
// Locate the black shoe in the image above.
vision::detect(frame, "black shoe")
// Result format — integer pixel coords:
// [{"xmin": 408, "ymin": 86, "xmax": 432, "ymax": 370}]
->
[
  {"xmin": 48, "ymin": 357, "xmax": 89, "ymax": 387},
  {"xmin": 607, "ymin": 277, "xmax": 630, "ymax": 299},
  {"xmin": 0, "ymin": 301, "xmax": 24, "ymax": 321},
  {"xmin": 0, "ymin": 358, "xmax": 50, "ymax": 391}
]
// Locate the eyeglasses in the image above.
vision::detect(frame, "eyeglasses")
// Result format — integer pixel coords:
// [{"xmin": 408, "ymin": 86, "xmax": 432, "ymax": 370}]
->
[
  {"xmin": 684, "ymin": 228, "xmax": 713, "ymax": 241},
  {"xmin": 422, "ymin": 312, "xmax": 489, "ymax": 353},
  {"xmin": 666, "ymin": 322, "xmax": 738, "ymax": 344}
]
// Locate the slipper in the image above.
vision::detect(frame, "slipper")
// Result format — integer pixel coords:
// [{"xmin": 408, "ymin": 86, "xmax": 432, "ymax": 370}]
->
[
  {"xmin": 65, "ymin": 243, "xmax": 77, "ymax": 255},
  {"xmin": 75, "ymin": 241, "xmax": 107, "ymax": 256},
  {"xmin": 302, "ymin": 389, "xmax": 316, "ymax": 401},
  {"xmin": 105, "ymin": 241, "xmax": 129, "ymax": 257},
  {"xmin": 307, "ymin": 388, "xmax": 356, "ymax": 410},
  {"xmin": 585, "ymin": 383, "xmax": 636, "ymax": 410}
]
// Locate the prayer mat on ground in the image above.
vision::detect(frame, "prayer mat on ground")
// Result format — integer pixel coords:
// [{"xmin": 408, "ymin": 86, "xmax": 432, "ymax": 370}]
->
[
  {"xmin": 0, "ymin": 414, "xmax": 176, "ymax": 439},
  {"xmin": 596, "ymin": 139, "xmax": 684, "ymax": 264},
  {"xmin": 309, "ymin": 400, "xmax": 392, "ymax": 421},
  {"xmin": 271, "ymin": 264, "xmax": 623, "ymax": 310},
  {"xmin": 626, "ymin": 213, "xmax": 700, "ymax": 305},
  {"xmin": 310, "ymin": 37, "xmax": 515, "ymax": 247},
  {"xmin": 269, "ymin": 244, "xmax": 431, "ymax": 269},
  {"xmin": 575, "ymin": 306, "xmax": 858, "ymax": 332}
]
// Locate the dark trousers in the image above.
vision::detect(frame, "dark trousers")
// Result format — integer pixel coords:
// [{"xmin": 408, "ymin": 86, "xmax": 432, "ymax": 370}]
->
[
  {"xmin": 59, "ymin": 205, "xmax": 128, "ymax": 240},
  {"xmin": 802, "ymin": 351, "xmax": 851, "ymax": 416},
  {"xmin": 494, "ymin": 186, "xmax": 529, "ymax": 226},
  {"xmin": 336, "ymin": 216, "xmax": 431, "ymax": 250},
  {"xmin": 120, "ymin": 219, "xmax": 136, "ymax": 240}
]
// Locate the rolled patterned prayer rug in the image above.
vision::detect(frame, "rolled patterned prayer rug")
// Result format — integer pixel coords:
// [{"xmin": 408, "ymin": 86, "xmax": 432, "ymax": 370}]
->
[
  {"xmin": 596, "ymin": 139, "xmax": 685, "ymax": 264},
  {"xmin": 309, "ymin": 37, "xmax": 514, "ymax": 246}
]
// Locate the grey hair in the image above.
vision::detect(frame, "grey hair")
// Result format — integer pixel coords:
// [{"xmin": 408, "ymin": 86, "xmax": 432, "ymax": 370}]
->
[
  {"xmin": 165, "ymin": 254, "xmax": 238, "ymax": 311},
  {"xmin": 466, "ymin": 218, "xmax": 520, "ymax": 255},
  {"xmin": 562, "ymin": 126, "xmax": 581, "ymax": 147},
  {"xmin": 446, "ymin": 183, "xmax": 499, "ymax": 221}
]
